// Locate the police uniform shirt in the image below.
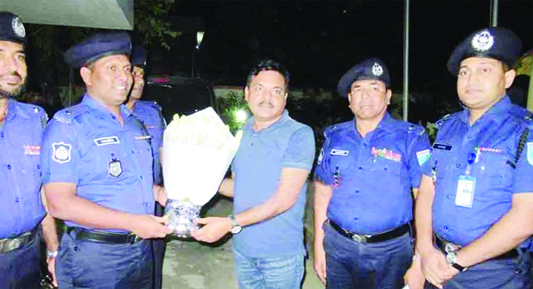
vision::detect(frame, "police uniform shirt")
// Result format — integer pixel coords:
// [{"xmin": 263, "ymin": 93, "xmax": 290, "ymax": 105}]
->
[
  {"xmin": 41, "ymin": 95, "xmax": 154, "ymax": 231},
  {"xmin": 132, "ymin": 100, "xmax": 165, "ymax": 185},
  {"xmin": 424, "ymin": 96, "xmax": 533, "ymax": 247},
  {"xmin": 315, "ymin": 113, "xmax": 431, "ymax": 235},
  {"xmin": 0, "ymin": 99, "xmax": 47, "ymax": 238}
]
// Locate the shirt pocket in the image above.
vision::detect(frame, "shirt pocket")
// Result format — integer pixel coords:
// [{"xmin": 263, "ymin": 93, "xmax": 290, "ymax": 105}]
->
[
  {"xmin": 368, "ymin": 157, "xmax": 403, "ymax": 182},
  {"xmin": 476, "ymin": 152, "xmax": 513, "ymax": 196}
]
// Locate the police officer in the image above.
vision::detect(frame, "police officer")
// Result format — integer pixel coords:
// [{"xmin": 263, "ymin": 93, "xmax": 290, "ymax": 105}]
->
[
  {"xmin": 41, "ymin": 32, "xmax": 172, "ymax": 288},
  {"xmin": 414, "ymin": 27, "xmax": 533, "ymax": 289},
  {"xmin": 313, "ymin": 58, "xmax": 431, "ymax": 289},
  {"xmin": 125, "ymin": 44, "xmax": 166, "ymax": 289},
  {"xmin": 0, "ymin": 12, "xmax": 59, "ymax": 289}
]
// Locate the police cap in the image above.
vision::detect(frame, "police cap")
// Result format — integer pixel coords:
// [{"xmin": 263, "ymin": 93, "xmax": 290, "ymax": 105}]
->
[
  {"xmin": 337, "ymin": 58, "xmax": 390, "ymax": 98},
  {"xmin": 131, "ymin": 44, "xmax": 146, "ymax": 68},
  {"xmin": 64, "ymin": 31, "xmax": 131, "ymax": 68},
  {"xmin": 0, "ymin": 12, "xmax": 26, "ymax": 44},
  {"xmin": 447, "ymin": 27, "xmax": 522, "ymax": 75}
]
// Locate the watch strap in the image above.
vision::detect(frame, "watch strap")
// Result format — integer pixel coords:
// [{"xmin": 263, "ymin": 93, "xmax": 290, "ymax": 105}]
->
[{"xmin": 451, "ymin": 262, "xmax": 467, "ymax": 272}]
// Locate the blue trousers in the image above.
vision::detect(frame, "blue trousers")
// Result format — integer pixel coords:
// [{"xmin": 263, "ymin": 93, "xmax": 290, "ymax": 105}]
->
[
  {"xmin": 234, "ymin": 248, "xmax": 305, "ymax": 289},
  {"xmin": 56, "ymin": 230, "xmax": 153, "ymax": 289},
  {"xmin": 0, "ymin": 232, "xmax": 42, "ymax": 289},
  {"xmin": 324, "ymin": 221, "xmax": 413, "ymax": 289},
  {"xmin": 424, "ymin": 250, "xmax": 531, "ymax": 289}
]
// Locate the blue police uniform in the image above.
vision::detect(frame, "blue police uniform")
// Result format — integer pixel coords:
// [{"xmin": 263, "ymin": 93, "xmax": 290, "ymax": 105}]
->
[
  {"xmin": 133, "ymin": 100, "xmax": 165, "ymax": 185},
  {"xmin": 0, "ymin": 99, "xmax": 48, "ymax": 288},
  {"xmin": 0, "ymin": 11, "xmax": 48, "ymax": 289},
  {"xmin": 42, "ymin": 95, "xmax": 155, "ymax": 288},
  {"xmin": 41, "ymin": 32, "xmax": 156, "ymax": 289},
  {"xmin": 424, "ymin": 97, "xmax": 533, "ymax": 288},
  {"xmin": 315, "ymin": 114, "xmax": 430, "ymax": 289},
  {"xmin": 422, "ymin": 27, "xmax": 532, "ymax": 289},
  {"xmin": 315, "ymin": 58, "xmax": 431, "ymax": 289}
]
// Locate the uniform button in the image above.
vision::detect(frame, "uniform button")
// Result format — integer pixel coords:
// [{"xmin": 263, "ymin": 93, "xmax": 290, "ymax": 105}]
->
[
  {"xmin": 456, "ymin": 164, "xmax": 461, "ymax": 168},
  {"xmin": 251, "ymin": 143, "xmax": 254, "ymax": 146},
  {"xmin": 384, "ymin": 167, "xmax": 388, "ymax": 171},
  {"xmin": 15, "ymin": 197, "xmax": 20, "ymax": 202},
  {"xmin": 358, "ymin": 166, "xmax": 363, "ymax": 170},
  {"xmin": 131, "ymin": 150, "xmax": 135, "ymax": 154},
  {"xmin": 480, "ymin": 165, "xmax": 485, "ymax": 171},
  {"xmin": 444, "ymin": 226, "xmax": 449, "ymax": 230},
  {"xmin": 139, "ymin": 176, "xmax": 143, "ymax": 179},
  {"xmin": 7, "ymin": 164, "xmax": 11, "ymax": 170},
  {"xmin": 37, "ymin": 165, "xmax": 40, "ymax": 169},
  {"xmin": 353, "ymin": 217, "xmax": 358, "ymax": 220},
  {"xmin": 446, "ymin": 195, "xmax": 451, "ymax": 199},
  {"xmin": 74, "ymin": 246, "xmax": 79, "ymax": 251},
  {"xmin": 355, "ymin": 190, "xmax": 360, "ymax": 194}
]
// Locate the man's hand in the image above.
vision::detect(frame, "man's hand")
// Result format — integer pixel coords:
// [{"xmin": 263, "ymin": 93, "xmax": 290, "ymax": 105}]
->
[
  {"xmin": 191, "ymin": 217, "xmax": 232, "ymax": 243},
  {"xmin": 153, "ymin": 185, "xmax": 168, "ymax": 207},
  {"xmin": 130, "ymin": 215, "xmax": 173, "ymax": 239},
  {"xmin": 404, "ymin": 256, "xmax": 425, "ymax": 289},
  {"xmin": 46, "ymin": 255, "xmax": 58, "ymax": 287},
  {"xmin": 419, "ymin": 247, "xmax": 454, "ymax": 288},
  {"xmin": 313, "ymin": 244, "xmax": 327, "ymax": 285}
]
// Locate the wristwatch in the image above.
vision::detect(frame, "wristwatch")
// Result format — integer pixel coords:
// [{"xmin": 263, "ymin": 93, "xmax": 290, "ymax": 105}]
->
[
  {"xmin": 228, "ymin": 214, "xmax": 242, "ymax": 234},
  {"xmin": 446, "ymin": 251, "xmax": 468, "ymax": 272}
]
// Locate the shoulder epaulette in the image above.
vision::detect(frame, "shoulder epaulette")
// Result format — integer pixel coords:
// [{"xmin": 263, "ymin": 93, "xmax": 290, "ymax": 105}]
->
[
  {"xmin": 53, "ymin": 105, "xmax": 89, "ymax": 124},
  {"xmin": 436, "ymin": 113, "xmax": 453, "ymax": 128},
  {"xmin": 324, "ymin": 121, "xmax": 351, "ymax": 137}
]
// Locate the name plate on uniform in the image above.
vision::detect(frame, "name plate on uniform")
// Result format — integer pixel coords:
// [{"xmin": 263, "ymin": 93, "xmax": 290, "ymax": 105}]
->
[{"xmin": 330, "ymin": 149, "xmax": 349, "ymax": 156}]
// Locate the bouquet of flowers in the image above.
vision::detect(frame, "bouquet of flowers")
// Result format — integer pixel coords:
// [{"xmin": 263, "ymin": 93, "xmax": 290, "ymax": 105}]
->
[{"xmin": 162, "ymin": 107, "xmax": 242, "ymax": 237}]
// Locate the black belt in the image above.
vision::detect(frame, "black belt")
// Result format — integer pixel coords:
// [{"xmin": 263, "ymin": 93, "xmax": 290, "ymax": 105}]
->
[
  {"xmin": 0, "ymin": 230, "xmax": 36, "ymax": 253},
  {"xmin": 67, "ymin": 227, "xmax": 143, "ymax": 244},
  {"xmin": 329, "ymin": 220, "xmax": 409, "ymax": 243},
  {"xmin": 435, "ymin": 235, "xmax": 520, "ymax": 260}
]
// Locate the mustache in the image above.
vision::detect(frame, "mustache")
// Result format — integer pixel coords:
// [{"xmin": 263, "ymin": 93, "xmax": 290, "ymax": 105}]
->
[
  {"xmin": 2, "ymin": 71, "xmax": 23, "ymax": 80},
  {"xmin": 258, "ymin": 100, "xmax": 273, "ymax": 107}
]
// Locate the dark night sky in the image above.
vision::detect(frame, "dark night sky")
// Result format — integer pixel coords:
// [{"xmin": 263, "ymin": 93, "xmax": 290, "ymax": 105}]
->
[{"xmin": 153, "ymin": 0, "xmax": 532, "ymax": 96}]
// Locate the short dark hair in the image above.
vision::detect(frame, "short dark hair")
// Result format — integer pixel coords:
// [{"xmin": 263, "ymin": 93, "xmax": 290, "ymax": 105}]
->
[{"xmin": 246, "ymin": 59, "xmax": 289, "ymax": 90}]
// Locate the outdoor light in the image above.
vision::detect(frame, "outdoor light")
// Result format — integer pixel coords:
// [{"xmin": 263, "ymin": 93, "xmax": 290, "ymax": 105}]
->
[
  {"xmin": 196, "ymin": 31, "xmax": 205, "ymax": 49},
  {"xmin": 235, "ymin": 109, "xmax": 248, "ymax": 123}
]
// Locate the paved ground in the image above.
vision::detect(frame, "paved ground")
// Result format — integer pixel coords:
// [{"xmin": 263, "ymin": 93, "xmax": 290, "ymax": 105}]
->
[{"xmin": 161, "ymin": 183, "xmax": 324, "ymax": 289}]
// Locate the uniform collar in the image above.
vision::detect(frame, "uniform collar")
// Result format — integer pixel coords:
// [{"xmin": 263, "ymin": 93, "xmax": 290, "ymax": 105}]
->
[
  {"xmin": 6, "ymin": 98, "xmax": 31, "ymax": 121},
  {"xmin": 82, "ymin": 94, "xmax": 132, "ymax": 118},
  {"xmin": 244, "ymin": 109, "xmax": 290, "ymax": 133},
  {"xmin": 460, "ymin": 95, "xmax": 512, "ymax": 126}
]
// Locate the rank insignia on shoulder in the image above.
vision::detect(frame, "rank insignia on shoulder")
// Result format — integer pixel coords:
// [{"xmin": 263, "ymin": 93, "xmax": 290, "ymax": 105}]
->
[
  {"xmin": 527, "ymin": 143, "xmax": 533, "ymax": 166},
  {"xmin": 330, "ymin": 149, "xmax": 349, "ymax": 156},
  {"xmin": 52, "ymin": 142, "xmax": 72, "ymax": 164},
  {"xmin": 108, "ymin": 159, "xmax": 123, "ymax": 177}
]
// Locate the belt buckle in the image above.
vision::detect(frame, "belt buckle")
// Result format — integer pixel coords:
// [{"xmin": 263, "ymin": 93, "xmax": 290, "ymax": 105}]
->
[
  {"xmin": 129, "ymin": 234, "xmax": 142, "ymax": 244},
  {"xmin": 444, "ymin": 242, "xmax": 460, "ymax": 253},
  {"xmin": 6, "ymin": 239, "xmax": 21, "ymax": 251},
  {"xmin": 351, "ymin": 234, "xmax": 367, "ymax": 243}
]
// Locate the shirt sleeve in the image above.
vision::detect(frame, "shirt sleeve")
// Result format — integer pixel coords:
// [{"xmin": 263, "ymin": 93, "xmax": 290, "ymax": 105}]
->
[
  {"xmin": 407, "ymin": 130, "xmax": 432, "ymax": 188},
  {"xmin": 41, "ymin": 119, "xmax": 79, "ymax": 184},
  {"xmin": 513, "ymin": 126, "xmax": 533, "ymax": 194},
  {"xmin": 281, "ymin": 126, "xmax": 315, "ymax": 171}
]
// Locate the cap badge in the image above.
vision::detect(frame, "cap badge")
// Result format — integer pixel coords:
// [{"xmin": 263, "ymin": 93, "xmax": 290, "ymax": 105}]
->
[
  {"xmin": 11, "ymin": 16, "xmax": 25, "ymax": 38},
  {"xmin": 372, "ymin": 62, "xmax": 383, "ymax": 77},
  {"xmin": 471, "ymin": 30, "xmax": 493, "ymax": 52}
]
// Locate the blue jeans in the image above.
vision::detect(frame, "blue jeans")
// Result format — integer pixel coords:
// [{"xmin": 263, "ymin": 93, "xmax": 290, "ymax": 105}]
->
[
  {"xmin": 56, "ymin": 230, "xmax": 153, "ymax": 289},
  {"xmin": 424, "ymin": 250, "xmax": 531, "ymax": 289},
  {"xmin": 234, "ymin": 249, "xmax": 305, "ymax": 289},
  {"xmin": 324, "ymin": 221, "xmax": 413, "ymax": 289},
  {"xmin": 0, "ymin": 232, "xmax": 42, "ymax": 289}
]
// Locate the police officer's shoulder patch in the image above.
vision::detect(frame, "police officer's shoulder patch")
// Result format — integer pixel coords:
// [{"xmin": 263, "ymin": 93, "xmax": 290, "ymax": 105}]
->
[
  {"xmin": 436, "ymin": 113, "xmax": 454, "ymax": 128},
  {"xmin": 53, "ymin": 105, "xmax": 89, "ymax": 124},
  {"xmin": 52, "ymin": 142, "xmax": 72, "ymax": 163}
]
